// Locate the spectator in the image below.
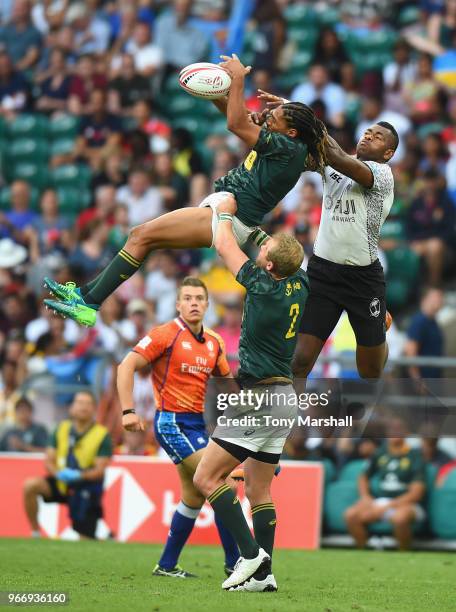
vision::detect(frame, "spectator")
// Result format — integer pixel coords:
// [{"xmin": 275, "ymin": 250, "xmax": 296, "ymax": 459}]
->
[
  {"xmin": 406, "ymin": 169, "xmax": 454, "ymax": 285},
  {"xmin": 405, "ymin": 287, "xmax": 444, "ymax": 379},
  {"xmin": 152, "ymin": 152, "xmax": 189, "ymax": 211},
  {"xmin": 76, "ymin": 185, "xmax": 116, "ymax": 234},
  {"xmin": 383, "ymin": 39, "xmax": 417, "ymax": 114},
  {"xmin": 116, "ymin": 167, "xmax": 164, "ymax": 226},
  {"xmin": 0, "ymin": 396, "xmax": 48, "ymax": 452},
  {"xmin": 125, "ymin": 22, "xmax": 164, "ymax": 79},
  {"xmin": 0, "ymin": 0, "xmax": 42, "ymax": 71},
  {"xmin": 25, "ymin": 296, "xmax": 81, "ymax": 346},
  {"xmin": 23, "ymin": 390, "xmax": 112, "ymax": 539},
  {"xmin": 355, "ymin": 96, "xmax": 411, "ymax": 164},
  {"xmin": 65, "ymin": 3, "xmax": 110, "ymax": 57},
  {"xmin": 313, "ymin": 28, "xmax": 349, "ymax": 84},
  {"xmin": 68, "ymin": 219, "xmax": 114, "ymax": 280},
  {"xmin": 92, "ymin": 152, "xmax": 127, "ymax": 192},
  {"xmin": 403, "ymin": 53, "xmax": 441, "ymax": 124},
  {"xmin": 427, "ymin": 0, "xmax": 456, "ymax": 49},
  {"xmin": 68, "ymin": 54, "xmax": 107, "ymax": 116},
  {"xmin": 108, "ymin": 53, "xmax": 151, "ymax": 116},
  {"xmin": 0, "ymin": 360, "xmax": 21, "ymax": 426},
  {"xmin": 0, "ymin": 181, "xmax": 37, "ymax": 241},
  {"xmin": 291, "ymin": 62, "xmax": 347, "ymax": 128},
  {"xmin": 34, "ymin": 46, "xmax": 70, "ymax": 114},
  {"xmin": 421, "ymin": 436, "xmax": 453, "ymax": 468},
  {"xmin": 129, "ymin": 99, "xmax": 171, "ymax": 156},
  {"xmin": 94, "ymin": 294, "xmax": 137, "ymax": 359},
  {"xmin": 214, "ymin": 300, "xmax": 242, "ymax": 374},
  {"xmin": 344, "ymin": 417, "xmax": 426, "ymax": 550},
  {"xmin": 107, "ymin": 204, "xmax": 129, "ymax": 252},
  {"xmin": 27, "ymin": 190, "xmax": 71, "ymax": 261},
  {"xmin": 417, "ymin": 132, "xmax": 448, "ymax": 177},
  {"xmin": 0, "ymin": 49, "xmax": 28, "ymax": 115},
  {"xmin": 144, "ymin": 251, "xmax": 178, "ymax": 323},
  {"xmin": 125, "ymin": 298, "xmax": 153, "ymax": 340},
  {"xmin": 74, "ymin": 88, "xmax": 123, "ymax": 171},
  {"xmin": 154, "ymin": 0, "xmax": 209, "ymax": 73}
]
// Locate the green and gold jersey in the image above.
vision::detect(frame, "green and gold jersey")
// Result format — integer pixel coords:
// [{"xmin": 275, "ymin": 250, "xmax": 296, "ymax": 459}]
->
[
  {"xmin": 214, "ymin": 127, "xmax": 308, "ymax": 227},
  {"xmin": 366, "ymin": 446, "xmax": 426, "ymax": 499},
  {"xmin": 236, "ymin": 260, "xmax": 309, "ymax": 381}
]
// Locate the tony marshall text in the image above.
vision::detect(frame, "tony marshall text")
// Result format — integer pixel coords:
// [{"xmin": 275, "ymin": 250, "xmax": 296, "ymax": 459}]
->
[{"xmin": 217, "ymin": 415, "xmax": 353, "ymax": 428}]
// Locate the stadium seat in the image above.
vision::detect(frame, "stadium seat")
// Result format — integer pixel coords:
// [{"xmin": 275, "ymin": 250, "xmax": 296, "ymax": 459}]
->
[
  {"xmin": 324, "ymin": 481, "xmax": 358, "ymax": 533},
  {"xmin": 48, "ymin": 114, "xmax": 80, "ymax": 140},
  {"xmin": 10, "ymin": 162, "xmax": 50, "ymax": 189},
  {"xmin": 50, "ymin": 138, "xmax": 77, "ymax": 157},
  {"xmin": 10, "ymin": 138, "xmax": 49, "ymax": 162},
  {"xmin": 287, "ymin": 27, "xmax": 319, "ymax": 51},
  {"xmin": 429, "ymin": 485, "xmax": 456, "ymax": 538},
  {"xmin": 6, "ymin": 114, "xmax": 49, "ymax": 139},
  {"xmin": 380, "ymin": 220, "xmax": 406, "ymax": 241},
  {"xmin": 50, "ymin": 164, "xmax": 92, "ymax": 189},
  {"xmin": 284, "ymin": 3, "xmax": 318, "ymax": 27},
  {"xmin": 338, "ymin": 459, "xmax": 368, "ymax": 482},
  {"xmin": 56, "ymin": 187, "xmax": 91, "ymax": 213},
  {"xmin": 385, "ymin": 247, "xmax": 420, "ymax": 309},
  {"xmin": 321, "ymin": 458, "xmax": 337, "ymax": 485}
]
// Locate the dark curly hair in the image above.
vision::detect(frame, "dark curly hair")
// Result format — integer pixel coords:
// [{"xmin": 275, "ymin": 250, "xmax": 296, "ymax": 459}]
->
[{"xmin": 282, "ymin": 102, "xmax": 328, "ymax": 175}]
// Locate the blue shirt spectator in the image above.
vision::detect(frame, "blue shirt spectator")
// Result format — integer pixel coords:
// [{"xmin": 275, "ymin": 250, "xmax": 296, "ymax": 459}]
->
[
  {"xmin": 0, "ymin": 396, "xmax": 48, "ymax": 452},
  {"xmin": 406, "ymin": 288, "xmax": 444, "ymax": 379},
  {"xmin": 0, "ymin": 0, "xmax": 41, "ymax": 70},
  {"xmin": 0, "ymin": 181, "xmax": 37, "ymax": 240}
]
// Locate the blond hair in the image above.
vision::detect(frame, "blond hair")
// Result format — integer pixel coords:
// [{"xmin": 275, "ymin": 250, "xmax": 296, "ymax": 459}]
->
[{"xmin": 268, "ymin": 233, "xmax": 304, "ymax": 277}]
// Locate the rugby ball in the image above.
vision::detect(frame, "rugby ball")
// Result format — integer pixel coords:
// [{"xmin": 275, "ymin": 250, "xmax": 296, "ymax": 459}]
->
[{"xmin": 179, "ymin": 62, "xmax": 231, "ymax": 100}]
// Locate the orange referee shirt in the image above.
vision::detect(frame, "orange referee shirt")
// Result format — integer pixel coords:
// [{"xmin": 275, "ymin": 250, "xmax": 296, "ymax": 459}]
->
[{"xmin": 133, "ymin": 317, "xmax": 230, "ymax": 413}]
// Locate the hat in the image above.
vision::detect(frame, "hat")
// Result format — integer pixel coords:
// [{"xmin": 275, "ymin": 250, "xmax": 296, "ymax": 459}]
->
[
  {"xmin": 0, "ymin": 238, "xmax": 28, "ymax": 268},
  {"xmin": 127, "ymin": 299, "xmax": 148, "ymax": 315}
]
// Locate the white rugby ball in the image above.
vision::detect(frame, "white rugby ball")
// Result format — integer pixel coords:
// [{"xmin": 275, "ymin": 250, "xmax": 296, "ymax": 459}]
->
[{"xmin": 179, "ymin": 62, "xmax": 231, "ymax": 100}]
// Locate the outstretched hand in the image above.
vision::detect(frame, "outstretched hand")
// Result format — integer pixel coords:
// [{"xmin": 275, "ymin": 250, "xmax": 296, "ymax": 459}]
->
[
  {"xmin": 219, "ymin": 53, "xmax": 251, "ymax": 79},
  {"xmin": 257, "ymin": 89, "xmax": 287, "ymax": 107}
]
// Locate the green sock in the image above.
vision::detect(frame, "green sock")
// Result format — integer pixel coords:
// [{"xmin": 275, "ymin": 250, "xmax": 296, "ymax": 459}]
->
[
  {"xmin": 252, "ymin": 503, "xmax": 276, "ymax": 558},
  {"xmin": 80, "ymin": 248, "xmax": 142, "ymax": 306},
  {"xmin": 207, "ymin": 485, "xmax": 259, "ymax": 559}
]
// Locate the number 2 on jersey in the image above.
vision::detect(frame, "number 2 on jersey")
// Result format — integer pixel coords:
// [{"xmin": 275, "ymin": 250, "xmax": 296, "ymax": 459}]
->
[{"xmin": 285, "ymin": 303, "xmax": 300, "ymax": 339}]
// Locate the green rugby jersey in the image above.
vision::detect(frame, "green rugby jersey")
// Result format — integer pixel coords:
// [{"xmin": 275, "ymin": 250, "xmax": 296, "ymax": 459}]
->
[
  {"xmin": 366, "ymin": 446, "xmax": 426, "ymax": 498},
  {"xmin": 236, "ymin": 260, "xmax": 309, "ymax": 381},
  {"xmin": 214, "ymin": 127, "xmax": 308, "ymax": 227}
]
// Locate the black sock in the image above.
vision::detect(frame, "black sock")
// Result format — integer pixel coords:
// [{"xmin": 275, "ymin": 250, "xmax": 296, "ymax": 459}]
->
[
  {"xmin": 252, "ymin": 503, "xmax": 276, "ymax": 558},
  {"xmin": 207, "ymin": 485, "xmax": 259, "ymax": 559},
  {"xmin": 80, "ymin": 248, "xmax": 142, "ymax": 306}
]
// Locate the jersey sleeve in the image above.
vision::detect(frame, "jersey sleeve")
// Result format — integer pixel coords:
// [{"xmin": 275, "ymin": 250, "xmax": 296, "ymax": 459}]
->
[
  {"xmin": 363, "ymin": 161, "xmax": 394, "ymax": 195},
  {"xmin": 97, "ymin": 433, "xmax": 113, "ymax": 458},
  {"xmin": 410, "ymin": 452, "xmax": 426, "ymax": 484},
  {"xmin": 133, "ymin": 325, "xmax": 172, "ymax": 363},
  {"xmin": 253, "ymin": 126, "xmax": 295, "ymax": 157},
  {"xmin": 236, "ymin": 260, "xmax": 274, "ymax": 294}
]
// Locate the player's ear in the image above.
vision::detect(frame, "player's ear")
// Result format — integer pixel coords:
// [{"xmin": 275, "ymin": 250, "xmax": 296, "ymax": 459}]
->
[
  {"xmin": 383, "ymin": 148, "xmax": 394, "ymax": 162},
  {"xmin": 287, "ymin": 128, "xmax": 298, "ymax": 139}
]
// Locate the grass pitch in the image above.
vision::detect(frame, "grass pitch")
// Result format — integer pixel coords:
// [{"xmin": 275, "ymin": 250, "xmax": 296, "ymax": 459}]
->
[{"xmin": 0, "ymin": 538, "xmax": 454, "ymax": 612}]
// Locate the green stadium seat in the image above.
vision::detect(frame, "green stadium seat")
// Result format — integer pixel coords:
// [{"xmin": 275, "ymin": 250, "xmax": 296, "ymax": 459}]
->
[
  {"xmin": 173, "ymin": 118, "xmax": 211, "ymax": 142},
  {"xmin": 386, "ymin": 280, "xmax": 409, "ymax": 309},
  {"xmin": 49, "ymin": 114, "xmax": 80, "ymax": 140},
  {"xmin": 7, "ymin": 114, "xmax": 49, "ymax": 139},
  {"xmin": 284, "ymin": 4, "xmax": 318, "ymax": 27},
  {"xmin": 50, "ymin": 138, "xmax": 76, "ymax": 157},
  {"xmin": 380, "ymin": 220, "xmax": 406, "ymax": 241},
  {"xmin": 165, "ymin": 93, "xmax": 207, "ymax": 118},
  {"xmin": 50, "ymin": 164, "xmax": 92, "ymax": 189},
  {"xmin": 316, "ymin": 7, "xmax": 340, "ymax": 27},
  {"xmin": 287, "ymin": 27, "xmax": 319, "ymax": 51},
  {"xmin": 429, "ymin": 483, "xmax": 456, "ymax": 538},
  {"xmin": 56, "ymin": 187, "xmax": 92, "ymax": 213},
  {"xmin": 321, "ymin": 458, "xmax": 337, "ymax": 485},
  {"xmin": 324, "ymin": 481, "xmax": 358, "ymax": 533},
  {"xmin": 10, "ymin": 138, "xmax": 49, "ymax": 162},
  {"xmin": 10, "ymin": 162, "xmax": 50, "ymax": 189},
  {"xmin": 338, "ymin": 459, "xmax": 368, "ymax": 482}
]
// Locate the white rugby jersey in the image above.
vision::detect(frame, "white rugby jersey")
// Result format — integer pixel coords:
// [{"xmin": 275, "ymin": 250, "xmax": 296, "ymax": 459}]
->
[{"xmin": 314, "ymin": 160, "xmax": 394, "ymax": 266}]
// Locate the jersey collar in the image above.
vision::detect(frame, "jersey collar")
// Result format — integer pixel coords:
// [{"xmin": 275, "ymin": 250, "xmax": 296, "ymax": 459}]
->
[{"xmin": 176, "ymin": 316, "xmax": 206, "ymax": 343}]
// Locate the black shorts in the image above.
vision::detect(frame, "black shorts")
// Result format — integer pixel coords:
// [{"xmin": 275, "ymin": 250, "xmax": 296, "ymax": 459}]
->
[
  {"xmin": 299, "ymin": 255, "xmax": 386, "ymax": 347},
  {"xmin": 212, "ymin": 437, "xmax": 281, "ymax": 465},
  {"xmin": 44, "ymin": 476, "xmax": 102, "ymax": 539}
]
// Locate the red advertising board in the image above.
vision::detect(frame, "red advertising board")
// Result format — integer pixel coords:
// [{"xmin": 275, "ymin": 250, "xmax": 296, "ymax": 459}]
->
[{"xmin": 0, "ymin": 454, "xmax": 323, "ymax": 549}]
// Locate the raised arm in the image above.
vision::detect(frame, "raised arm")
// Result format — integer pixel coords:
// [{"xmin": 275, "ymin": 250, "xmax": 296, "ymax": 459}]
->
[
  {"xmin": 214, "ymin": 198, "xmax": 248, "ymax": 277},
  {"xmin": 325, "ymin": 134, "xmax": 374, "ymax": 188},
  {"xmin": 218, "ymin": 54, "xmax": 262, "ymax": 148}
]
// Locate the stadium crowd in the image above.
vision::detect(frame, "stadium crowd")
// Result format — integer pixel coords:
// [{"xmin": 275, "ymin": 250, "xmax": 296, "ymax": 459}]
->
[{"xmin": 0, "ymin": 0, "xmax": 455, "ymax": 488}]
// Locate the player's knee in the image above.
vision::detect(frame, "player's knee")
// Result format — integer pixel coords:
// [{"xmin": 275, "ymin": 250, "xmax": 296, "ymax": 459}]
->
[
  {"xmin": 128, "ymin": 223, "xmax": 150, "ymax": 248},
  {"xmin": 23, "ymin": 477, "xmax": 42, "ymax": 495},
  {"xmin": 358, "ymin": 362, "xmax": 383, "ymax": 379},
  {"xmin": 292, "ymin": 351, "xmax": 314, "ymax": 377},
  {"xmin": 192, "ymin": 470, "xmax": 211, "ymax": 498},
  {"xmin": 244, "ymin": 481, "xmax": 270, "ymax": 506},
  {"xmin": 344, "ymin": 506, "xmax": 359, "ymax": 523},
  {"xmin": 391, "ymin": 510, "xmax": 413, "ymax": 527}
]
